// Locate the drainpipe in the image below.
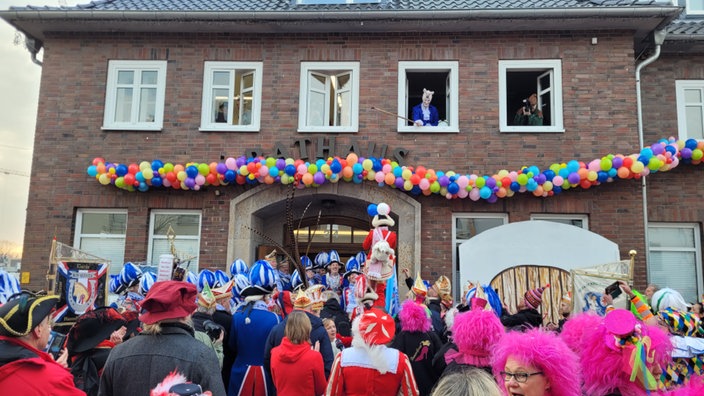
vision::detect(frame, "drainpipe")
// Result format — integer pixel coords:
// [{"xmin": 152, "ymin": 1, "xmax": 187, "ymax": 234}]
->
[
  {"xmin": 635, "ymin": 29, "xmax": 666, "ymax": 285},
  {"xmin": 24, "ymin": 36, "xmax": 42, "ymax": 66}
]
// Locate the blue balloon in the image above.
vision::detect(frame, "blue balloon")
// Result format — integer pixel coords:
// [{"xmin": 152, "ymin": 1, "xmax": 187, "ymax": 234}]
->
[
  {"xmin": 447, "ymin": 182, "xmax": 459, "ymax": 194},
  {"xmin": 367, "ymin": 204, "xmax": 378, "ymax": 217},
  {"xmin": 510, "ymin": 181, "xmax": 521, "ymax": 192},
  {"xmin": 479, "ymin": 186, "xmax": 492, "ymax": 199},
  {"xmin": 685, "ymin": 139, "xmax": 698, "ymax": 150},
  {"xmin": 151, "ymin": 160, "xmax": 164, "ymax": 171},
  {"xmin": 330, "ymin": 160, "xmax": 342, "ymax": 173},
  {"xmin": 284, "ymin": 164, "xmax": 296, "ymax": 176},
  {"xmin": 151, "ymin": 177, "xmax": 163, "ymax": 187},
  {"xmin": 87, "ymin": 165, "xmax": 98, "ymax": 177},
  {"xmin": 186, "ymin": 165, "xmax": 198, "ymax": 178},
  {"xmin": 224, "ymin": 169, "xmax": 236, "ymax": 181},
  {"xmin": 116, "ymin": 164, "xmax": 128, "ymax": 176}
]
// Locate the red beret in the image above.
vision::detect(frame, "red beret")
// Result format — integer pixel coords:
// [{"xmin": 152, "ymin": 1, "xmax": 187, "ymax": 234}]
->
[{"xmin": 139, "ymin": 281, "xmax": 197, "ymax": 325}]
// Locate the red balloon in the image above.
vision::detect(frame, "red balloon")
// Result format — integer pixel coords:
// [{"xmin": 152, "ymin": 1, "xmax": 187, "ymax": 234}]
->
[
  {"xmin": 124, "ymin": 174, "xmax": 135, "ymax": 185},
  {"xmin": 622, "ymin": 157, "xmax": 633, "ymax": 168},
  {"xmin": 128, "ymin": 163, "xmax": 139, "ymax": 175}
]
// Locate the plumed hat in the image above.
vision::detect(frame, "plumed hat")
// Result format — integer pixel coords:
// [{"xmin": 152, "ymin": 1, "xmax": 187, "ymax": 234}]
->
[
  {"xmin": 368, "ymin": 203, "xmax": 395, "ymax": 228},
  {"xmin": 354, "ymin": 274, "xmax": 378, "ymax": 305},
  {"xmin": 358, "ymin": 308, "xmax": 395, "ymax": 345},
  {"xmin": 450, "ymin": 307, "xmax": 504, "ymax": 367},
  {"xmin": 139, "ymin": 281, "xmax": 198, "ymax": 325},
  {"xmin": 344, "ymin": 257, "xmax": 362, "ymax": 279},
  {"xmin": 139, "ymin": 271, "xmax": 157, "ymax": 296},
  {"xmin": 326, "ymin": 250, "xmax": 341, "ymax": 267},
  {"xmin": 355, "ymin": 251, "xmax": 367, "ymax": 268},
  {"xmin": 399, "ymin": 299, "xmax": 431, "ymax": 333},
  {"xmin": 67, "ymin": 306, "xmax": 126, "ymax": 354},
  {"xmin": 109, "ymin": 274, "xmax": 122, "ymax": 294},
  {"xmin": 293, "ymin": 288, "xmax": 312, "ymax": 309},
  {"xmin": 229, "ymin": 258, "xmax": 249, "ymax": 277},
  {"xmin": 307, "ymin": 284, "xmax": 326, "ymax": 311},
  {"xmin": 313, "ymin": 252, "xmax": 329, "ymax": 270},
  {"xmin": 0, "ymin": 291, "xmax": 59, "ymax": 337},
  {"xmin": 240, "ymin": 259, "xmax": 277, "ymax": 297},
  {"xmin": 433, "ymin": 275, "xmax": 452, "ymax": 297},
  {"xmin": 231, "ymin": 273, "xmax": 250, "ymax": 299},
  {"xmin": 290, "ymin": 269, "xmax": 303, "ymax": 291},
  {"xmin": 197, "ymin": 270, "xmax": 216, "ymax": 293},
  {"xmin": 524, "ymin": 284, "xmax": 549, "ymax": 310},
  {"xmin": 492, "ymin": 328, "xmax": 581, "ymax": 396},
  {"xmin": 0, "ymin": 270, "xmax": 21, "ymax": 305}
]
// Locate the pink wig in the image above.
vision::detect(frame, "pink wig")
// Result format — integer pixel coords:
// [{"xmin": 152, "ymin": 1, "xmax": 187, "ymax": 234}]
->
[
  {"xmin": 491, "ymin": 328, "xmax": 581, "ymax": 396},
  {"xmin": 398, "ymin": 299, "xmax": 431, "ymax": 333},
  {"xmin": 581, "ymin": 319, "xmax": 673, "ymax": 396},
  {"xmin": 661, "ymin": 375, "xmax": 704, "ymax": 396},
  {"xmin": 560, "ymin": 312, "xmax": 603, "ymax": 355},
  {"xmin": 449, "ymin": 308, "xmax": 504, "ymax": 367}
]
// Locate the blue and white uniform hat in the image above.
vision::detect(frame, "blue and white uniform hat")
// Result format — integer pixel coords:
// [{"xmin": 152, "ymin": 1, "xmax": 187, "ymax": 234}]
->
[
  {"xmin": 185, "ymin": 271, "xmax": 198, "ymax": 286},
  {"xmin": 326, "ymin": 250, "xmax": 341, "ymax": 268},
  {"xmin": 290, "ymin": 269, "xmax": 303, "ymax": 290},
  {"xmin": 0, "ymin": 270, "xmax": 21, "ymax": 305},
  {"xmin": 231, "ymin": 273, "xmax": 250, "ymax": 299},
  {"xmin": 313, "ymin": 252, "xmax": 329, "ymax": 270},
  {"xmin": 119, "ymin": 262, "xmax": 143, "ymax": 290},
  {"xmin": 214, "ymin": 270, "xmax": 230, "ymax": 288},
  {"xmin": 108, "ymin": 274, "xmax": 123, "ymax": 294},
  {"xmin": 229, "ymin": 258, "xmax": 249, "ymax": 278},
  {"xmin": 355, "ymin": 251, "xmax": 367, "ymax": 267},
  {"xmin": 300, "ymin": 256, "xmax": 313, "ymax": 270},
  {"xmin": 343, "ymin": 257, "xmax": 362, "ymax": 279},
  {"xmin": 198, "ymin": 270, "xmax": 216, "ymax": 292},
  {"xmin": 139, "ymin": 271, "xmax": 157, "ymax": 296},
  {"xmin": 240, "ymin": 260, "xmax": 277, "ymax": 297}
]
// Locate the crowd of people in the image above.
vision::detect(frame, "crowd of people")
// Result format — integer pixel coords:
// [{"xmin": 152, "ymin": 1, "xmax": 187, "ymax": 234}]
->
[{"xmin": 3, "ymin": 254, "xmax": 704, "ymax": 396}]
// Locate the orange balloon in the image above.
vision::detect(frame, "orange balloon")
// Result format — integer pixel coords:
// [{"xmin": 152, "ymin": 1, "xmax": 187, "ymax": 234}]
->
[
  {"xmin": 385, "ymin": 172, "xmax": 396, "ymax": 185},
  {"xmin": 346, "ymin": 153, "xmax": 358, "ymax": 165},
  {"xmin": 342, "ymin": 166, "xmax": 354, "ymax": 178},
  {"xmin": 302, "ymin": 173, "xmax": 314, "ymax": 185}
]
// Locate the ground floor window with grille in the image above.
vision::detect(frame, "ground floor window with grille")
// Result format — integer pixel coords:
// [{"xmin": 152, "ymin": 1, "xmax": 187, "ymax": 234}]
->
[
  {"xmin": 648, "ymin": 223, "xmax": 703, "ymax": 302},
  {"xmin": 148, "ymin": 210, "xmax": 202, "ymax": 271},
  {"xmin": 74, "ymin": 209, "xmax": 128, "ymax": 277}
]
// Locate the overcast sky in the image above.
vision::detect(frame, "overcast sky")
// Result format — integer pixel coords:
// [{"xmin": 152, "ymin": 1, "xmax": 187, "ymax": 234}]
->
[{"xmin": 0, "ymin": 0, "xmax": 79, "ymax": 248}]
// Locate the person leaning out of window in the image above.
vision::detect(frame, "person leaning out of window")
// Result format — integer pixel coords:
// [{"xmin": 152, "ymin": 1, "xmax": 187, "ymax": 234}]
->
[{"xmin": 514, "ymin": 93, "xmax": 543, "ymax": 126}]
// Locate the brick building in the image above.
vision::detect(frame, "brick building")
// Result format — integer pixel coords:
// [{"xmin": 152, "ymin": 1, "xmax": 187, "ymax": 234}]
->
[{"xmin": 1, "ymin": 0, "xmax": 703, "ymax": 302}]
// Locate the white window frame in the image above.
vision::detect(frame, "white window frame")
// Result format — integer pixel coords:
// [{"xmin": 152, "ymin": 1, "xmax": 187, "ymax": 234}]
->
[
  {"xmin": 499, "ymin": 59, "xmax": 564, "ymax": 133},
  {"xmin": 200, "ymin": 61, "xmax": 264, "ymax": 132},
  {"xmin": 452, "ymin": 213, "xmax": 509, "ymax": 301},
  {"xmin": 298, "ymin": 62, "xmax": 360, "ymax": 133},
  {"xmin": 397, "ymin": 61, "xmax": 460, "ymax": 133},
  {"xmin": 648, "ymin": 222, "xmax": 703, "ymax": 302},
  {"xmin": 103, "ymin": 60, "xmax": 167, "ymax": 131},
  {"xmin": 147, "ymin": 210, "xmax": 202, "ymax": 269},
  {"xmin": 675, "ymin": 80, "xmax": 704, "ymax": 141},
  {"xmin": 686, "ymin": 0, "xmax": 704, "ymax": 15},
  {"xmin": 74, "ymin": 209, "xmax": 128, "ymax": 276},
  {"xmin": 530, "ymin": 214, "xmax": 589, "ymax": 230}
]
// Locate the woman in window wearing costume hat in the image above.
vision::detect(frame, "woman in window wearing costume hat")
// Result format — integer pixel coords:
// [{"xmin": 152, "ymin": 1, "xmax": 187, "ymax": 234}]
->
[{"xmin": 0, "ymin": 291, "xmax": 86, "ymax": 395}]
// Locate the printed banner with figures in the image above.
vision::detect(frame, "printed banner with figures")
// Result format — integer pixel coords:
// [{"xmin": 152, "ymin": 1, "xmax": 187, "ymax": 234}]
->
[
  {"xmin": 571, "ymin": 259, "xmax": 632, "ymax": 316},
  {"xmin": 54, "ymin": 261, "xmax": 109, "ymax": 323}
]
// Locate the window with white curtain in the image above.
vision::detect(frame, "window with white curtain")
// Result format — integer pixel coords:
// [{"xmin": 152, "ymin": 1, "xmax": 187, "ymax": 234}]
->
[
  {"xmin": 148, "ymin": 210, "xmax": 201, "ymax": 270},
  {"xmin": 676, "ymin": 80, "xmax": 704, "ymax": 141},
  {"xmin": 74, "ymin": 209, "xmax": 128, "ymax": 277},
  {"xmin": 648, "ymin": 223, "xmax": 702, "ymax": 302},
  {"xmin": 452, "ymin": 214, "xmax": 509, "ymax": 301},
  {"xmin": 298, "ymin": 62, "xmax": 359, "ymax": 133},
  {"xmin": 103, "ymin": 60, "xmax": 167, "ymax": 130}
]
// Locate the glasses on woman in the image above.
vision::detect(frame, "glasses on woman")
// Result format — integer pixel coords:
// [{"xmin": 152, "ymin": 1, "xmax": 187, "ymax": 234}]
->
[{"xmin": 500, "ymin": 371, "xmax": 544, "ymax": 383}]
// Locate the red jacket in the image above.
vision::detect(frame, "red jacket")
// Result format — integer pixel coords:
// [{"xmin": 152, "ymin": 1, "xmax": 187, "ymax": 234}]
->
[
  {"xmin": 270, "ymin": 337, "xmax": 326, "ymax": 396},
  {"xmin": 0, "ymin": 336, "xmax": 86, "ymax": 395},
  {"xmin": 326, "ymin": 346, "xmax": 419, "ymax": 396}
]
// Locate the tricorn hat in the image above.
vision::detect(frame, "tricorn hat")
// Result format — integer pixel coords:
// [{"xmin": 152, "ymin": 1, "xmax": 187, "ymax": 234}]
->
[{"xmin": 0, "ymin": 291, "xmax": 59, "ymax": 337}]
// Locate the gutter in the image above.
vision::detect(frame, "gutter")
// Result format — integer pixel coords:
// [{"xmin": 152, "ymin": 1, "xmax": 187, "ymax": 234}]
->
[
  {"xmin": 24, "ymin": 36, "xmax": 42, "ymax": 66},
  {"xmin": 634, "ymin": 29, "xmax": 667, "ymax": 286}
]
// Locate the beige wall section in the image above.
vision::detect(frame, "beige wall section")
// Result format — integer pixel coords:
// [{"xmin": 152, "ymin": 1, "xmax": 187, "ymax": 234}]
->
[{"xmin": 229, "ymin": 182, "xmax": 421, "ymax": 290}]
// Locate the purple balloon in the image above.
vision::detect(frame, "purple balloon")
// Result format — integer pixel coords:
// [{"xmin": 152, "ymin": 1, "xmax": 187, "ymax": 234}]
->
[
  {"xmin": 185, "ymin": 177, "xmax": 196, "ymax": 188},
  {"xmin": 681, "ymin": 148, "xmax": 692, "ymax": 159},
  {"xmin": 395, "ymin": 177, "xmax": 405, "ymax": 189},
  {"xmin": 236, "ymin": 157, "xmax": 246, "ymax": 167},
  {"xmin": 651, "ymin": 143, "xmax": 664, "ymax": 155},
  {"xmin": 612, "ymin": 157, "xmax": 623, "ymax": 169},
  {"xmin": 438, "ymin": 176, "xmax": 450, "ymax": 187},
  {"xmin": 485, "ymin": 178, "xmax": 496, "ymax": 189},
  {"xmin": 313, "ymin": 172, "xmax": 325, "ymax": 185},
  {"xmin": 276, "ymin": 159, "xmax": 286, "ymax": 170},
  {"xmin": 216, "ymin": 163, "xmax": 227, "ymax": 174},
  {"xmin": 567, "ymin": 172, "xmax": 581, "ymax": 184}
]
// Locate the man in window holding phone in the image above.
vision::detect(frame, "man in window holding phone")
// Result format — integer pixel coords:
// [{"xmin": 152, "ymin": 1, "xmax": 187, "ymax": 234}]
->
[
  {"xmin": 513, "ymin": 93, "xmax": 543, "ymax": 126},
  {"xmin": 0, "ymin": 291, "xmax": 86, "ymax": 395}
]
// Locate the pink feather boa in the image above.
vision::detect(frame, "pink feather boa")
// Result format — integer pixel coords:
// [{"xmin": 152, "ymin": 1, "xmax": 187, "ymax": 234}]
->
[
  {"xmin": 491, "ymin": 328, "xmax": 581, "ymax": 396},
  {"xmin": 398, "ymin": 299, "xmax": 431, "ymax": 333}
]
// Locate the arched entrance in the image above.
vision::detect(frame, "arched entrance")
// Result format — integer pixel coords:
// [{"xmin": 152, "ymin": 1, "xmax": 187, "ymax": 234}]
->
[{"xmin": 228, "ymin": 182, "xmax": 421, "ymax": 285}]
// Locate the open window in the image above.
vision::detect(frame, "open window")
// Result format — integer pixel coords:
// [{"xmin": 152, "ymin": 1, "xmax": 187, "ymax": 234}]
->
[
  {"xmin": 499, "ymin": 59, "xmax": 564, "ymax": 133},
  {"xmin": 298, "ymin": 62, "xmax": 359, "ymax": 133},
  {"xmin": 397, "ymin": 61, "xmax": 459, "ymax": 133},
  {"xmin": 200, "ymin": 62, "xmax": 263, "ymax": 132}
]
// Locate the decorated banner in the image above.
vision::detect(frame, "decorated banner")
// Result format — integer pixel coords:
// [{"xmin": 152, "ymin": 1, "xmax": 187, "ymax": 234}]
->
[
  {"xmin": 54, "ymin": 261, "xmax": 109, "ymax": 322},
  {"xmin": 571, "ymin": 259, "xmax": 632, "ymax": 316}
]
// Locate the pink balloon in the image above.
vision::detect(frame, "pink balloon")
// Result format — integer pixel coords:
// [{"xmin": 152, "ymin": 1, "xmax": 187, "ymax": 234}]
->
[
  {"xmin": 469, "ymin": 188, "xmax": 480, "ymax": 201},
  {"xmin": 588, "ymin": 159, "xmax": 601, "ymax": 172},
  {"xmin": 382, "ymin": 164, "xmax": 392, "ymax": 173},
  {"xmin": 259, "ymin": 166, "xmax": 269, "ymax": 177},
  {"xmin": 195, "ymin": 174, "xmax": 206, "ymax": 185},
  {"xmin": 419, "ymin": 178, "xmax": 430, "ymax": 190},
  {"xmin": 457, "ymin": 175, "xmax": 469, "ymax": 189},
  {"xmin": 457, "ymin": 188, "xmax": 469, "ymax": 198},
  {"xmin": 552, "ymin": 176, "xmax": 564, "ymax": 186},
  {"xmin": 225, "ymin": 157, "xmax": 237, "ymax": 170},
  {"xmin": 375, "ymin": 172, "xmax": 385, "ymax": 183},
  {"xmin": 297, "ymin": 164, "xmax": 307, "ymax": 175}
]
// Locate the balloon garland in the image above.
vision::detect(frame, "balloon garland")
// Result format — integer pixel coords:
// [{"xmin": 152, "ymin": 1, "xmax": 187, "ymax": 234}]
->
[{"xmin": 87, "ymin": 137, "xmax": 703, "ymax": 201}]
